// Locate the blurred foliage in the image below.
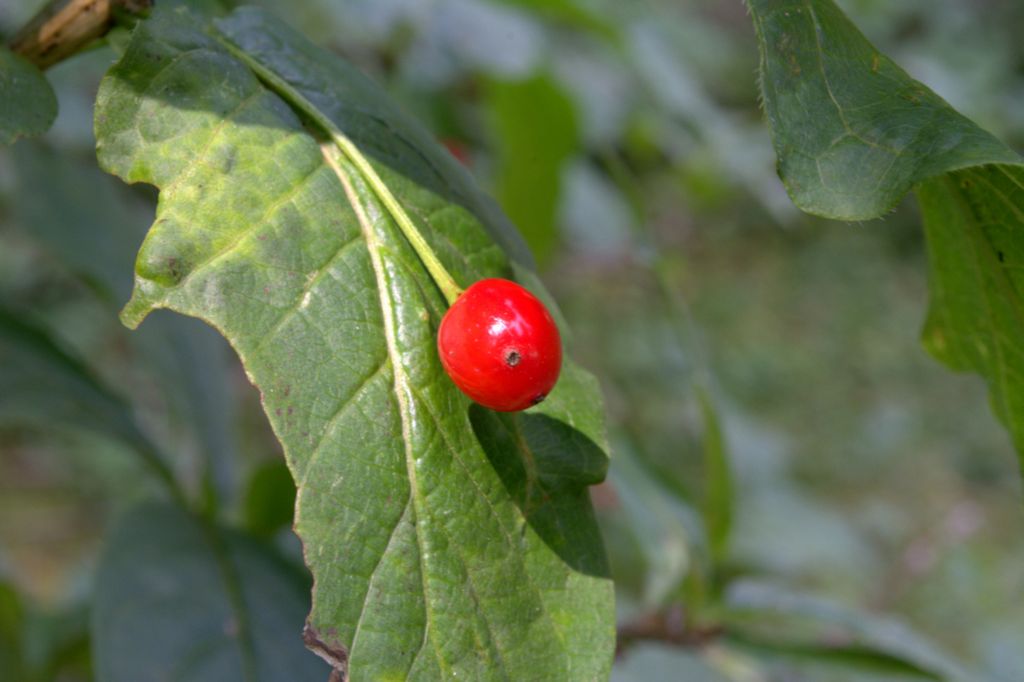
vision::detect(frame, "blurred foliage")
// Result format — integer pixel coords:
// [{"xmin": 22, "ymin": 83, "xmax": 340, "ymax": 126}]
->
[{"xmin": 1, "ymin": 0, "xmax": 1024, "ymax": 680}]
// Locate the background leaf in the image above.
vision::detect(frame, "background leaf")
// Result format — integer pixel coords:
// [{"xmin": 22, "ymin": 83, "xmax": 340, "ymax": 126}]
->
[
  {"xmin": 747, "ymin": 0, "xmax": 1021, "ymax": 221},
  {"xmin": 9, "ymin": 136, "xmax": 242, "ymax": 506},
  {"xmin": 698, "ymin": 387, "xmax": 732, "ymax": 564},
  {"xmin": 724, "ymin": 581, "xmax": 984, "ymax": 682},
  {"xmin": 486, "ymin": 73, "xmax": 578, "ymax": 262},
  {"xmin": 0, "ymin": 581, "xmax": 25, "ymax": 680},
  {"xmin": 918, "ymin": 167, "xmax": 1024, "ymax": 463},
  {"xmin": 747, "ymin": 0, "xmax": 1024, "ymax": 468},
  {"xmin": 0, "ymin": 306, "xmax": 183, "ymax": 506},
  {"xmin": 0, "ymin": 307, "xmax": 146, "ymax": 458},
  {"xmin": 93, "ymin": 502, "xmax": 327, "ymax": 682},
  {"xmin": 242, "ymin": 459, "xmax": 296, "ymax": 538},
  {"xmin": 0, "ymin": 48, "xmax": 56, "ymax": 145},
  {"xmin": 94, "ymin": 6, "xmax": 613, "ymax": 679}
]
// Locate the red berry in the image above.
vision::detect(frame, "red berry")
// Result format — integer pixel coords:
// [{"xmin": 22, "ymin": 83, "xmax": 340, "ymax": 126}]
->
[{"xmin": 437, "ymin": 278, "xmax": 562, "ymax": 412}]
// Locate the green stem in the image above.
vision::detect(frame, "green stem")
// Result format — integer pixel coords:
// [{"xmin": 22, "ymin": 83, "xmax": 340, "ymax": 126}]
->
[{"xmin": 215, "ymin": 35, "xmax": 465, "ymax": 306}]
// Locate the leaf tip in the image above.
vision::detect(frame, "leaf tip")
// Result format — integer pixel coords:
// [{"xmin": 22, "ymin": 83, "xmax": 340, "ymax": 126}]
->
[{"xmin": 118, "ymin": 287, "xmax": 158, "ymax": 330}]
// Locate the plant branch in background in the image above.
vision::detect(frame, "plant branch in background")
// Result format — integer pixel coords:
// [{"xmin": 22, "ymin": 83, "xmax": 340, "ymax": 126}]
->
[
  {"xmin": 616, "ymin": 607, "xmax": 724, "ymax": 657},
  {"xmin": 9, "ymin": 0, "xmax": 151, "ymax": 69}
]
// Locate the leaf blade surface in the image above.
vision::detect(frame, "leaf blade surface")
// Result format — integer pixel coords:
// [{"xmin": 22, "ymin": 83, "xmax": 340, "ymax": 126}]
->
[{"xmin": 95, "ymin": 7, "xmax": 614, "ymax": 679}]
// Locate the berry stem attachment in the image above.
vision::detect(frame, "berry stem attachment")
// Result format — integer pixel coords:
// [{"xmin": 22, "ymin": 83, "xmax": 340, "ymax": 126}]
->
[
  {"xmin": 329, "ymin": 133, "xmax": 464, "ymax": 306},
  {"xmin": 216, "ymin": 35, "xmax": 465, "ymax": 307}
]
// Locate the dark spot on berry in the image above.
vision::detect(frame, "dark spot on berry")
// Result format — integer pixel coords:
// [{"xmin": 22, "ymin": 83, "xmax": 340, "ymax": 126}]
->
[
  {"xmin": 998, "ymin": 250, "xmax": 1006, "ymax": 263},
  {"xmin": 530, "ymin": 393, "xmax": 546, "ymax": 406},
  {"xmin": 505, "ymin": 350, "xmax": 521, "ymax": 367}
]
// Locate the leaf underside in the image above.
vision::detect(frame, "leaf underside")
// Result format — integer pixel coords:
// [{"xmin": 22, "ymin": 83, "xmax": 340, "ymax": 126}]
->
[
  {"xmin": 95, "ymin": 7, "xmax": 613, "ymax": 681},
  {"xmin": 748, "ymin": 0, "xmax": 1024, "ymax": 467}
]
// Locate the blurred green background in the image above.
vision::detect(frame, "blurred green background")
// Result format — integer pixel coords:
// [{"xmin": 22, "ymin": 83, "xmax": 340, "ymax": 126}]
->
[{"xmin": 2, "ymin": 0, "xmax": 1023, "ymax": 680}]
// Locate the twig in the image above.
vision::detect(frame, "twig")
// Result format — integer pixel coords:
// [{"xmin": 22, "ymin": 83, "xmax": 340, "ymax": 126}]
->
[
  {"xmin": 8, "ymin": 0, "xmax": 151, "ymax": 69},
  {"xmin": 616, "ymin": 608, "xmax": 724, "ymax": 658}
]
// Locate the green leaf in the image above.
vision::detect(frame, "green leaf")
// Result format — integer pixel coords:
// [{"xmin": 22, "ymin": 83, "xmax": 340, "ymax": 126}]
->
[
  {"xmin": 10, "ymin": 139, "xmax": 150, "ymax": 302},
  {"xmin": 93, "ymin": 502, "xmax": 328, "ymax": 682},
  {"xmin": 243, "ymin": 459, "xmax": 296, "ymax": 537},
  {"xmin": 486, "ymin": 73, "xmax": 579, "ymax": 263},
  {"xmin": 0, "ymin": 306, "xmax": 181, "ymax": 499},
  {"xmin": 724, "ymin": 582, "xmax": 983, "ymax": 682},
  {"xmin": 731, "ymin": 638, "xmax": 943, "ymax": 680},
  {"xmin": 0, "ymin": 582, "xmax": 25, "ymax": 681},
  {"xmin": 0, "ymin": 307, "xmax": 142, "ymax": 455},
  {"xmin": 746, "ymin": 0, "xmax": 1024, "ymax": 467},
  {"xmin": 917, "ymin": 167, "xmax": 1024, "ymax": 459},
  {"xmin": 23, "ymin": 599, "xmax": 93, "ymax": 682},
  {"xmin": 0, "ymin": 48, "xmax": 57, "ymax": 145},
  {"xmin": 95, "ymin": 6, "xmax": 613, "ymax": 680},
  {"xmin": 747, "ymin": 0, "xmax": 1021, "ymax": 221},
  {"xmin": 697, "ymin": 387, "xmax": 732, "ymax": 564}
]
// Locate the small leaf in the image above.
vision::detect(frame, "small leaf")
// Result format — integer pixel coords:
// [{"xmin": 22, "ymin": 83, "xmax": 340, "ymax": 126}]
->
[
  {"xmin": 95, "ymin": 6, "xmax": 613, "ymax": 679},
  {"xmin": 93, "ymin": 502, "xmax": 328, "ymax": 682},
  {"xmin": 0, "ymin": 48, "xmax": 57, "ymax": 145}
]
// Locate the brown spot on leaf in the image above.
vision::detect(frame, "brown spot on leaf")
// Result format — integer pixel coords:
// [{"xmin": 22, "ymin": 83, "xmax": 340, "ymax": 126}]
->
[{"xmin": 303, "ymin": 624, "xmax": 348, "ymax": 679}]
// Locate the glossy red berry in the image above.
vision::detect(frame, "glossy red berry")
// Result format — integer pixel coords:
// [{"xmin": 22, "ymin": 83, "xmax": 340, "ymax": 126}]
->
[{"xmin": 438, "ymin": 278, "xmax": 562, "ymax": 412}]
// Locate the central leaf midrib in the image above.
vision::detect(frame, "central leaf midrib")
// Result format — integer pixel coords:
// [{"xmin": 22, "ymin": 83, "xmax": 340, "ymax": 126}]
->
[{"xmin": 324, "ymin": 144, "xmax": 455, "ymax": 676}]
